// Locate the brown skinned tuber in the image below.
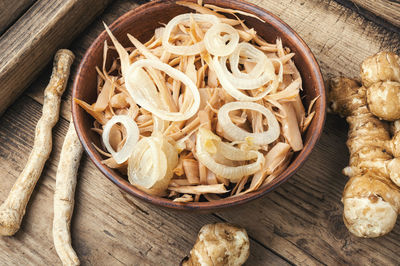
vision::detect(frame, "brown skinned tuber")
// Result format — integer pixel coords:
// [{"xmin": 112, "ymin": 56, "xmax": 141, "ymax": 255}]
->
[
  {"xmin": 328, "ymin": 51, "xmax": 400, "ymax": 238},
  {"xmin": 182, "ymin": 223, "xmax": 250, "ymax": 266},
  {"xmin": 360, "ymin": 51, "xmax": 400, "ymax": 88},
  {"xmin": 367, "ymin": 81, "xmax": 400, "ymax": 121},
  {"xmin": 363, "ymin": 52, "xmax": 400, "ymax": 121}
]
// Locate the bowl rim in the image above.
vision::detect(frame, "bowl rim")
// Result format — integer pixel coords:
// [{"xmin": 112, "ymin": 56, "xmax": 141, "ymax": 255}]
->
[{"xmin": 72, "ymin": 0, "xmax": 326, "ymax": 211}]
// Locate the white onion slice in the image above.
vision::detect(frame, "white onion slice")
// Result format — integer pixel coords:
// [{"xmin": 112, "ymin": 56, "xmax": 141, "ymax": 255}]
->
[
  {"xmin": 125, "ymin": 59, "xmax": 200, "ymax": 121},
  {"xmin": 128, "ymin": 136, "xmax": 167, "ymax": 188},
  {"xmin": 218, "ymin": 142, "xmax": 258, "ymax": 161},
  {"xmin": 212, "ymin": 41, "xmax": 282, "ymax": 101},
  {"xmin": 132, "ymin": 68, "xmax": 165, "ymax": 109},
  {"xmin": 220, "ymin": 52, "xmax": 275, "ymax": 90},
  {"xmin": 229, "ymin": 42, "xmax": 268, "ymax": 79},
  {"xmin": 212, "ymin": 56, "xmax": 276, "ymax": 101},
  {"xmin": 272, "ymin": 58, "xmax": 283, "ymax": 83},
  {"xmin": 128, "ymin": 134, "xmax": 178, "ymax": 194},
  {"xmin": 217, "ymin": 102, "xmax": 280, "ymax": 145},
  {"xmin": 204, "ymin": 23, "xmax": 239, "ymax": 56},
  {"xmin": 196, "ymin": 128, "xmax": 264, "ymax": 182},
  {"xmin": 162, "ymin": 13, "xmax": 220, "ymax": 55},
  {"xmin": 102, "ymin": 115, "xmax": 139, "ymax": 164},
  {"xmin": 152, "ymin": 115, "xmax": 167, "ymax": 133}
]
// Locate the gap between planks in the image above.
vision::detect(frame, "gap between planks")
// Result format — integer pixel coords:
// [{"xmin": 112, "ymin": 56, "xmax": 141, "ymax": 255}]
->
[
  {"xmin": 0, "ymin": 0, "xmax": 37, "ymax": 36},
  {"xmin": 333, "ymin": 0, "xmax": 400, "ymax": 34}
]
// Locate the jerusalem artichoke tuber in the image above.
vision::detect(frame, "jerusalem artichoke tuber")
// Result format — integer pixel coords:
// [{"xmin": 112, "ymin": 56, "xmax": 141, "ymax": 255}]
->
[
  {"xmin": 367, "ymin": 81, "xmax": 400, "ymax": 121},
  {"xmin": 182, "ymin": 223, "xmax": 250, "ymax": 266},
  {"xmin": 360, "ymin": 51, "xmax": 400, "ymax": 88},
  {"xmin": 328, "ymin": 51, "xmax": 400, "ymax": 238}
]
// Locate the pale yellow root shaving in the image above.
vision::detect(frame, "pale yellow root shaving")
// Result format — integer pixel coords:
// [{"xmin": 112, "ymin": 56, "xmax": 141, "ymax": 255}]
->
[
  {"xmin": 53, "ymin": 119, "xmax": 83, "ymax": 266},
  {"xmin": 79, "ymin": 1, "xmax": 313, "ymax": 202},
  {"xmin": 0, "ymin": 49, "xmax": 74, "ymax": 236}
]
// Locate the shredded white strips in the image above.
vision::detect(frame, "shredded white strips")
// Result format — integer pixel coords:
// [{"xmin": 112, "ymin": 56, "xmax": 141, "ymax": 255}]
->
[{"xmin": 76, "ymin": 2, "xmax": 314, "ymax": 202}]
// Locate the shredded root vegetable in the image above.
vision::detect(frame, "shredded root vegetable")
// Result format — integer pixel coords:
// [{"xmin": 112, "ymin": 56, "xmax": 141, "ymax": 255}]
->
[{"xmin": 76, "ymin": 2, "xmax": 315, "ymax": 201}]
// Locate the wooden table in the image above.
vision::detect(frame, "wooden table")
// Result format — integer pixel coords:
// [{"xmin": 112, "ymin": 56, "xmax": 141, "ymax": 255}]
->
[{"xmin": 0, "ymin": 0, "xmax": 399, "ymax": 265}]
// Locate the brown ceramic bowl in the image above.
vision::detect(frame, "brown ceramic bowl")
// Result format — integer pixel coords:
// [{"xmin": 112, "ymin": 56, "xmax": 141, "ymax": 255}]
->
[{"xmin": 72, "ymin": 0, "xmax": 326, "ymax": 211}]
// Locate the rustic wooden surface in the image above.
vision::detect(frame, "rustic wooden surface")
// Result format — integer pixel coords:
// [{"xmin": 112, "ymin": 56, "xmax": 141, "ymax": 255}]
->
[
  {"xmin": 334, "ymin": 0, "xmax": 400, "ymax": 34},
  {"xmin": 0, "ymin": 0, "xmax": 112, "ymax": 116},
  {"xmin": 346, "ymin": 0, "xmax": 400, "ymax": 28},
  {"xmin": 1, "ymin": 0, "xmax": 400, "ymax": 265},
  {"xmin": 0, "ymin": 0, "xmax": 35, "ymax": 35}
]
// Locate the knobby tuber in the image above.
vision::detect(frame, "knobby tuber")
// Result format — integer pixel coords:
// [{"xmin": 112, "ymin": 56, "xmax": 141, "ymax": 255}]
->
[
  {"xmin": 328, "ymin": 51, "xmax": 400, "ymax": 237},
  {"xmin": 182, "ymin": 223, "xmax": 250, "ymax": 266},
  {"xmin": 0, "ymin": 49, "xmax": 74, "ymax": 236}
]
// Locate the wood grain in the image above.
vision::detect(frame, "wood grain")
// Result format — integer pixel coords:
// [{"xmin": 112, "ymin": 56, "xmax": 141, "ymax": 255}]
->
[
  {"xmin": 338, "ymin": 0, "xmax": 400, "ymax": 29},
  {"xmin": 247, "ymin": 0, "xmax": 400, "ymax": 79},
  {"xmin": 2, "ymin": 0, "xmax": 400, "ymax": 264},
  {"xmin": 0, "ymin": 0, "xmax": 36, "ymax": 35},
  {"xmin": 0, "ymin": 0, "xmax": 112, "ymax": 116}
]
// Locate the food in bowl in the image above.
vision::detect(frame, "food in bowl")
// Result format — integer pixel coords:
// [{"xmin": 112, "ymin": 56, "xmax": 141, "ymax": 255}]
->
[{"xmin": 75, "ymin": 2, "xmax": 316, "ymax": 202}]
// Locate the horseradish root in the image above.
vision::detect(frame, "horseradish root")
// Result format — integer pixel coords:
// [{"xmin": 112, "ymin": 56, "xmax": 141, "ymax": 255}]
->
[
  {"xmin": 0, "ymin": 49, "xmax": 74, "ymax": 236},
  {"xmin": 182, "ymin": 223, "xmax": 250, "ymax": 266},
  {"xmin": 328, "ymin": 51, "xmax": 400, "ymax": 238},
  {"xmin": 53, "ymin": 119, "xmax": 83, "ymax": 266}
]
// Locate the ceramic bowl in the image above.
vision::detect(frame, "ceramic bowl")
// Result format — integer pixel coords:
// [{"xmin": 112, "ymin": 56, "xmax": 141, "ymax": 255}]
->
[{"xmin": 72, "ymin": 0, "xmax": 326, "ymax": 211}]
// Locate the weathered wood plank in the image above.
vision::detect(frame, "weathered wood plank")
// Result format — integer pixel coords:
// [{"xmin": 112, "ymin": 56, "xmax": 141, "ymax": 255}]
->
[
  {"xmin": 27, "ymin": 0, "xmax": 151, "ymax": 121},
  {"xmin": 335, "ymin": 0, "xmax": 400, "ymax": 30},
  {"xmin": 0, "ymin": 96, "xmax": 288, "ymax": 265},
  {"xmin": 248, "ymin": 0, "xmax": 400, "ymax": 78},
  {"xmin": 0, "ymin": 0, "xmax": 113, "ymax": 116},
  {"xmin": 0, "ymin": 0, "xmax": 36, "ymax": 35},
  {"xmin": 14, "ymin": 0, "xmax": 400, "ymax": 264}
]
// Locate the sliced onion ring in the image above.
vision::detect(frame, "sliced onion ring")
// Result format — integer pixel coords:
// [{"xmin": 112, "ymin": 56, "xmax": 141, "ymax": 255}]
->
[
  {"xmin": 102, "ymin": 115, "xmax": 139, "ymax": 164},
  {"xmin": 229, "ymin": 42, "xmax": 268, "ymax": 79},
  {"xmin": 128, "ymin": 134, "xmax": 178, "ymax": 195},
  {"xmin": 212, "ymin": 56, "xmax": 277, "ymax": 101},
  {"xmin": 125, "ymin": 59, "xmax": 200, "ymax": 121},
  {"xmin": 212, "ymin": 41, "xmax": 282, "ymax": 101},
  {"xmin": 162, "ymin": 13, "xmax": 220, "ymax": 55},
  {"xmin": 128, "ymin": 136, "xmax": 167, "ymax": 188},
  {"xmin": 218, "ymin": 142, "xmax": 258, "ymax": 161},
  {"xmin": 219, "ymin": 55, "xmax": 275, "ymax": 90},
  {"xmin": 204, "ymin": 23, "xmax": 239, "ymax": 56},
  {"xmin": 217, "ymin": 101, "xmax": 280, "ymax": 145},
  {"xmin": 196, "ymin": 128, "xmax": 264, "ymax": 183}
]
